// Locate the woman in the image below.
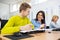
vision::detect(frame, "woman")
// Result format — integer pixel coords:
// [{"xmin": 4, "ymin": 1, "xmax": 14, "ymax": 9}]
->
[
  {"xmin": 31, "ymin": 11, "xmax": 45, "ymax": 30},
  {"xmin": 50, "ymin": 15, "xmax": 60, "ymax": 28}
]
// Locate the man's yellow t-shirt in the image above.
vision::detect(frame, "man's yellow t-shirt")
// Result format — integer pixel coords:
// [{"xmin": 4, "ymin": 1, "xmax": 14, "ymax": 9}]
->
[{"xmin": 1, "ymin": 15, "xmax": 34, "ymax": 35}]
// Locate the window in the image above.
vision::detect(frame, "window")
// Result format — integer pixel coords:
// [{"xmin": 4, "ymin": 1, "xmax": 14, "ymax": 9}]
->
[{"xmin": 10, "ymin": 4, "xmax": 18, "ymax": 12}]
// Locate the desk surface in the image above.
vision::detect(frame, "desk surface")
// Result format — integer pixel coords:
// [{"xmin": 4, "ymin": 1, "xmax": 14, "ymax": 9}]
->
[{"xmin": 0, "ymin": 31, "xmax": 60, "ymax": 40}]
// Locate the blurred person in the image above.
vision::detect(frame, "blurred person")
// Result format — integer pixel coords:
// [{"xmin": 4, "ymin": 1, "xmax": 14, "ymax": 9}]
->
[
  {"xmin": 1, "ymin": 3, "xmax": 34, "ymax": 35},
  {"xmin": 50, "ymin": 15, "xmax": 60, "ymax": 28},
  {"xmin": 31, "ymin": 11, "xmax": 46, "ymax": 30}
]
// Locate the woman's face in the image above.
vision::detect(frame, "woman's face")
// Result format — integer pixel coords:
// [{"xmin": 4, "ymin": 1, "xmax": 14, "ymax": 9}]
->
[
  {"xmin": 54, "ymin": 17, "xmax": 59, "ymax": 22},
  {"xmin": 38, "ymin": 13, "xmax": 43, "ymax": 21}
]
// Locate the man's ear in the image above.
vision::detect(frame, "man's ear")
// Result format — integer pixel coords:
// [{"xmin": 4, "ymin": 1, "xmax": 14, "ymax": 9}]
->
[
  {"xmin": 22, "ymin": 10, "xmax": 24, "ymax": 12},
  {"xmin": 21, "ymin": 10, "xmax": 25, "ymax": 13}
]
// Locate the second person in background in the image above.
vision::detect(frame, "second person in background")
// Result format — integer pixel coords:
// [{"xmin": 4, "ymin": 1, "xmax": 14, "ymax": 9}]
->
[
  {"xmin": 50, "ymin": 15, "xmax": 60, "ymax": 28},
  {"xmin": 31, "ymin": 11, "xmax": 46, "ymax": 30}
]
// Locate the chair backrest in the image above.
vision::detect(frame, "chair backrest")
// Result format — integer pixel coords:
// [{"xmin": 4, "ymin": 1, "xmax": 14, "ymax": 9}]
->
[
  {"xmin": 1, "ymin": 20, "xmax": 8, "ymax": 29},
  {"xmin": 46, "ymin": 26, "xmax": 49, "ymax": 29}
]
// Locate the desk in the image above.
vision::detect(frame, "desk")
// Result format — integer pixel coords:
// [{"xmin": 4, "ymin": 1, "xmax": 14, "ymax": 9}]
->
[
  {"xmin": 0, "ymin": 31, "xmax": 60, "ymax": 40},
  {"xmin": 0, "ymin": 35, "xmax": 11, "ymax": 40}
]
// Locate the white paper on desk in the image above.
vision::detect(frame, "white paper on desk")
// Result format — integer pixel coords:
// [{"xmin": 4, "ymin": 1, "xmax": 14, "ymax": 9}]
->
[
  {"xmin": 44, "ymin": 29, "xmax": 53, "ymax": 32},
  {"xmin": 34, "ymin": 29, "xmax": 45, "ymax": 30},
  {"xmin": 20, "ymin": 29, "xmax": 45, "ymax": 33}
]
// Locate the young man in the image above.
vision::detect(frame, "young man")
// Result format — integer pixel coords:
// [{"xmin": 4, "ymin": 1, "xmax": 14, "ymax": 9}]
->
[{"xmin": 1, "ymin": 3, "xmax": 34, "ymax": 35}]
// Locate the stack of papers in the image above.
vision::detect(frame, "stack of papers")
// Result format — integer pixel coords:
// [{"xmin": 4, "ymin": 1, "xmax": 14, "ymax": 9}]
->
[{"xmin": 20, "ymin": 29, "xmax": 45, "ymax": 33}]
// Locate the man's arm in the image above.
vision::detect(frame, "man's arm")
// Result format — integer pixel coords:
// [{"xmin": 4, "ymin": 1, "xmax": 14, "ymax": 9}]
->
[{"xmin": 1, "ymin": 16, "xmax": 20, "ymax": 34}]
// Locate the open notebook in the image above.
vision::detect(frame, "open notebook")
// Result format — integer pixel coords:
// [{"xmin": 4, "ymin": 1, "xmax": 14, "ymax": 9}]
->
[{"xmin": 20, "ymin": 29, "xmax": 45, "ymax": 33}]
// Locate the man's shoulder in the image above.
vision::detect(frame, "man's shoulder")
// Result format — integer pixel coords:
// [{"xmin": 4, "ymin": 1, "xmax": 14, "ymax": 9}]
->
[{"xmin": 9, "ymin": 15, "xmax": 19, "ymax": 19}]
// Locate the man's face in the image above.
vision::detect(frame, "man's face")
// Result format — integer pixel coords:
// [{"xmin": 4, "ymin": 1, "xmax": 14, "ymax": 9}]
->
[{"xmin": 23, "ymin": 8, "xmax": 30, "ymax": 17}]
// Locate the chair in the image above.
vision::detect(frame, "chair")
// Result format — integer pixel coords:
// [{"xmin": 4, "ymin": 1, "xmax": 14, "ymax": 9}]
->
[{"xmin": 1, "ymin": 20, "xmax": 8, "ymax": 30}]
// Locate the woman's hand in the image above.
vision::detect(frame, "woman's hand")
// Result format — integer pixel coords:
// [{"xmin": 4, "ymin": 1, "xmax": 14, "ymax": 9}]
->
[{"xmin": 40, "ymin": 24, "xmax": 45, "ymax": 29}]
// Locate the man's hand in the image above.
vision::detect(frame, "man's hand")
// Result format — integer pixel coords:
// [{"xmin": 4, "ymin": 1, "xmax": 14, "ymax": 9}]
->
[{"xmin": 20, "ymin": 24, "xmax": 33, "ymax": 31}]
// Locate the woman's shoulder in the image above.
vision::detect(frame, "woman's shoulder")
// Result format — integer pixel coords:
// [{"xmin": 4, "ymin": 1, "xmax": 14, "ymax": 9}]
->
[
  {"xmin": 50, "ymin": 21, "xmax": 55, "ymax": 26},
  {"xmin": 31, "ymin": 19, "xmax": 38, "ymax": 23},
  {"xmin": 32, "ymin": 19, "xmax": 36, "ymax": 22},
  {"xmin": 50, "ymin": 21, "xmax": 54, "ymax": 24}
]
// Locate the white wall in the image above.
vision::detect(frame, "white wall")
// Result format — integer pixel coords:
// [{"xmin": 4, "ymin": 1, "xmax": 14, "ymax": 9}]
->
[
  {"xmin": 0, "ymin": 3, "xmax": 9, "ymax": 20},
  {"xmin": 9, "ymin": 4, "xmax": 19, "ymax": 17}
]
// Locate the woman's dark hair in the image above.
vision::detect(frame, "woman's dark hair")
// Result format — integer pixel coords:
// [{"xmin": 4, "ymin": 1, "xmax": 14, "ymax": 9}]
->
[{"xmin": 35, "ymin": 11, "xmax": 45, "ymax": 24}]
